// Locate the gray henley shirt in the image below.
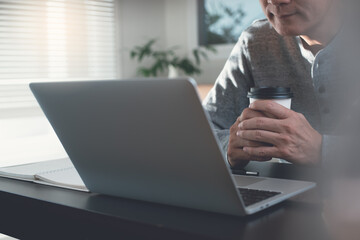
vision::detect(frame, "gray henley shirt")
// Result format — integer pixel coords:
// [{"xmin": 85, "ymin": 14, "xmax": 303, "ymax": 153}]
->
[{"xmin": 203, "ymin": 19, "xmax": 344, "ymax": 165}]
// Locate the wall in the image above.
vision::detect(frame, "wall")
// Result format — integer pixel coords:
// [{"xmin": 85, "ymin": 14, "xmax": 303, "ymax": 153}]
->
[
  {"xmin": 117, "ymin": 0, "xmax": 167, "ymax": 79},
  {"xmin": 164, "ymin": 0, "xmax": 231, "ymax": 84},
  {"xmin": 117, "ymin": 0, "xmax": 231, "ymax": 84}
]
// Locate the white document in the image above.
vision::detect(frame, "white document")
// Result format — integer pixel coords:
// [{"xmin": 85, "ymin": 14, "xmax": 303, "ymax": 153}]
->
[{"xmin": 0, "ymin": 158, "xmax": 88, "ymax": 192}]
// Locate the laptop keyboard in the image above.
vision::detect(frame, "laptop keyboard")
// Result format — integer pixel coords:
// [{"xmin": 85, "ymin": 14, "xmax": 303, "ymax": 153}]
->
[{"xmin": 238, "ymin": 188, "xmax": 282, "ymax": 207}]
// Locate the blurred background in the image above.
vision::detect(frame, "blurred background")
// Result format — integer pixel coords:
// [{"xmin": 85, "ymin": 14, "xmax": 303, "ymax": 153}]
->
[{"xmin": 0, "ymin": 0, "xmax": 264, "ymax": 168}]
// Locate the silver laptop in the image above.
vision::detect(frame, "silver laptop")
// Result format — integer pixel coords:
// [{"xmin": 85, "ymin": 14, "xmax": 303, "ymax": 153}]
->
[{"xmin": 30, "ymin": 78, "xmax": 315, "ymax": 216}]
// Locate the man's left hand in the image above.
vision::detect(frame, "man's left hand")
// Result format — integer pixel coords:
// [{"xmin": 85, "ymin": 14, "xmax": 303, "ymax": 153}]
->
[{"xmin": 237, "ymin": 100, "xmax": 323, "ymax": 165}]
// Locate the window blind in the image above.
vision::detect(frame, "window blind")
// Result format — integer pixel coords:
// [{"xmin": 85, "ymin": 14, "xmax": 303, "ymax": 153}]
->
[{"xmin": 0, "ymin": 0, "xmax": 118, "ymax": 110}]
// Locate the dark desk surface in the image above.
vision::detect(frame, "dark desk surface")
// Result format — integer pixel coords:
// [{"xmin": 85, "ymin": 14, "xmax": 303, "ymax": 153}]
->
[{"xmin": 0, "ymin": 162, "xmax": 328, "ymax": 240}]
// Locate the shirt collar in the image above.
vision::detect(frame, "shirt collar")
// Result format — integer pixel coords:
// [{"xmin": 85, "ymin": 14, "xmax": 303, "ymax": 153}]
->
[{"xmin": 296, "ymin": 25, "xmax": 343, "ymax": 65}]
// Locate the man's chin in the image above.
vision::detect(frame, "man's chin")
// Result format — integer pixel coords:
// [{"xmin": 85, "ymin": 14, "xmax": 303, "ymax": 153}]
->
[{"xmin": 273, "ymin": 25, "xmax": 304, "ymax": 37}]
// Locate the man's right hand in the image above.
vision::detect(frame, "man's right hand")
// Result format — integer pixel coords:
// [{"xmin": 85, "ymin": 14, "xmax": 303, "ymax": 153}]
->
[{"xmin": 227, "ymin": 108, "xmax": 272, "ymax": 168}]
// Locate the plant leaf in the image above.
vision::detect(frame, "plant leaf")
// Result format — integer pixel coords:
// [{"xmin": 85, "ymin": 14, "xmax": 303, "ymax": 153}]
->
[
  {"xmin": 138, "ymin": 68, "xmax": 151, "ymax": 77},
  {"xmin": 193, "ymin": 49, "xmax": 200, "ymax": 65}
]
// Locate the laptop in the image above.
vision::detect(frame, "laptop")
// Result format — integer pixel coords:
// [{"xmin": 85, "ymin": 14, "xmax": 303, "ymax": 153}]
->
[{"xmin": 30, "ymin": 78, "xmax": 315, "ymax": 216}]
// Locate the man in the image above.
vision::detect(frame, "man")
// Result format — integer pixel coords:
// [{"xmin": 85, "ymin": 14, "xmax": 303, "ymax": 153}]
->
[{"xmin": 203, "ymin": 0, "xmax": 347, "ymax": 169}]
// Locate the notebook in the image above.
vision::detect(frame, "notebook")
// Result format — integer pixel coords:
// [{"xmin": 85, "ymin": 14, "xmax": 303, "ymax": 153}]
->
[{"xmin": 0, "ymin": 158, "xmax": 88, "ymax": 192}]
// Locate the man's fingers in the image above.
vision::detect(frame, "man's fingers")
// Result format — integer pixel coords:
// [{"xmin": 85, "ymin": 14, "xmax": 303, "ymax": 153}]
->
[
  {"xmin": 228, "ymin": 148, "xmax": 272, "ymax": 167},
  {"xmin": 230, "ymin": 138, "xmax": 268, "ymax": 148},
  {"xmin": 251, "ymin": 156, "xmax": 273, "ymax": 162},
  {"xmin": 228, "ymin": 114, "xmax": 274, "ymax": 168},
  {"xmin": 238, "ymin": 117, "xmax": 283, "ymax": 133},
  {"xmin": 237, "ymin": 108, "xmax": 267, "ymax": 124},
  {"xmin": 236, "ymin": 129, "xmax": 280, "ymax": 146},
  {"xmin": 249, "ymin": 100, "xmax": 292, "ymax": 119},
  {"xmin": 243, "ymin": 146, "xmax": 281, "ymax": 159},
  {"xmin": 229, "ymin": 130, "xmax": 269, "ymax": 148}
]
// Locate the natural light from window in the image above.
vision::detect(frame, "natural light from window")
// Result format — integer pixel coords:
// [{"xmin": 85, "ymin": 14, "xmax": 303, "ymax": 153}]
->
[
  {"xmin": 47, "ymin": 0, "xmax": 67, "ymax": 79},
  {"xmin": 0, "ymin": 0, "xmax": 118, "ymax": 167},
  {"xmin": 199, "ymin": 0, "xmax": 265, "ymax": 45}
]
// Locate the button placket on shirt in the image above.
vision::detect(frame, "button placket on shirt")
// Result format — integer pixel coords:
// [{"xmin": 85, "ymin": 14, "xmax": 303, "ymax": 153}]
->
[
  {"xmin": 312, "ymin": 56, "xmax": 331, "ymax": 116},
  {"xmin": 318, "ymin": 84, "xmax": 326, "ymax": 94}
]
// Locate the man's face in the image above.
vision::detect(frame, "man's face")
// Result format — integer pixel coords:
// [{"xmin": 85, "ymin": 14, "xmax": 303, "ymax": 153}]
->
[{"xmin": 259, "ymin": 0, "xmax": 338, "ymax": 36}]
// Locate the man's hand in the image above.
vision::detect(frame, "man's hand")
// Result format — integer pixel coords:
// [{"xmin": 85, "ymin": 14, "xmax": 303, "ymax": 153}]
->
[
  {"xmin": 227, "ymin": 108, "xmax": 272, "ymax": 168},
  {"xmin": 237, "ymin": 100, "xmax": 323, "ymax": 165}
]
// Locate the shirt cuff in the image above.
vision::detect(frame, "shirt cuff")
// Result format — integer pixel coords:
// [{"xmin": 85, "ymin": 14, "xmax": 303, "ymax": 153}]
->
[{"xmin": 321, "ymin": 134, "xmax": 341, "ymax": 163}]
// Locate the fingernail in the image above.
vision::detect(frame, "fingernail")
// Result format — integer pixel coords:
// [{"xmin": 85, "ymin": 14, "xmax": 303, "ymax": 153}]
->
[
  {"xmin": 237, "ymin": 122, "xmax": 243, "ymax": 129},
  {"xmin": 243, "ymin": 147, "xmax": 248, "ymax": 152},
  {"xmin": 236, "ymin": 131, "xmax": 242, "ymax": 136}
]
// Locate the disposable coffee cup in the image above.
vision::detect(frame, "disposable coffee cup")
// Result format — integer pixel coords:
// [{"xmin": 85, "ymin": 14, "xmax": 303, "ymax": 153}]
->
[
  {"xmin": 247, "ymin": 87, "xmax": 293, "ymax": 109},
  {"xmin": 247, "ymin": 87, "xmax": 293, "ymax": 164}
]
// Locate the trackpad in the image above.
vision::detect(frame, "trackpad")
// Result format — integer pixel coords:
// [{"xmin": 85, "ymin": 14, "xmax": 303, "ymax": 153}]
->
[{"xmin": 232, "ymin": 175, "xmax": 266, "ymax": 187}]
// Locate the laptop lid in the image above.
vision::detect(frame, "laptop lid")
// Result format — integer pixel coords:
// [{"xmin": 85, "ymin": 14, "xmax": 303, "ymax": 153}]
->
[{"xmin": 30, "ymin": 78, "xmax": 247, "ymax": 216}]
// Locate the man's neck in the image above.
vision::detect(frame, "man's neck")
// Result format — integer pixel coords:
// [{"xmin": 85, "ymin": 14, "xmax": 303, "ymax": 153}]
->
[
  {"xmin": 300, "ymin": 26, "xmax": 339, "ymax": 55},
  {"xmin": 299, "ymin": 37, "xmax": 325, "ymax": 56},
  {"xmin": 300, "ymin": 4, "xmax": 343, "ymax": 55}
]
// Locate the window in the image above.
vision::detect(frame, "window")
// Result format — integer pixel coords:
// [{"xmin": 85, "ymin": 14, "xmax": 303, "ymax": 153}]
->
[
  {"xmin": 198, "ymin": 0, "xmax": 265, "ymax": 45},
  {"xmin": 0, "ymin": 0, "xmax": 119, "ymax": 112},
  {"xmin": 0, "ymin": 0, "xmax": 119, "ymax": 167}
]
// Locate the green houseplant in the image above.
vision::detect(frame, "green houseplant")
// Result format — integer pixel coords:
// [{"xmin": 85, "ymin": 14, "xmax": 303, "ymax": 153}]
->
[{"xmin": 130, "ymin": 39, "xmax": 216, "ymax": 77}]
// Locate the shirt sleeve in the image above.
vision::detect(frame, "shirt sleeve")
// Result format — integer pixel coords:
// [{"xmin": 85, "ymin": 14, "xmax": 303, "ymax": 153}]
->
[
  {"xmin": 202, "ymin": 36, "xmax": 254, "ymax": 160},
  {"xmin": 321, "ymin": 134, "xmax": 340, "ymax": 164}
]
